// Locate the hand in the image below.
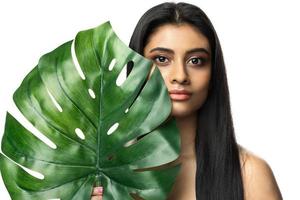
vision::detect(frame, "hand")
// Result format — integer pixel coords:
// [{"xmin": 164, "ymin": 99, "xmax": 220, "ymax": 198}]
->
[{"xmin": 91, "ymin": 186, "xmax": 103, "ymax": 200}]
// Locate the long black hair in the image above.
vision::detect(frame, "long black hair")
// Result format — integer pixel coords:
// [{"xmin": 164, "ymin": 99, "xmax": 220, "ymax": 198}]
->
[{"xmin": 127, "ymin": 2, "xmax": 244, "ymax": 200}]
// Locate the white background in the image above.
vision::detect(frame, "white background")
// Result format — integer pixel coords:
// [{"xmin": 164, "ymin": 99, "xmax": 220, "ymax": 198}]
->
[{"xmin": 0, "ymin": 0, "xmax": 299, "ymax": 199}]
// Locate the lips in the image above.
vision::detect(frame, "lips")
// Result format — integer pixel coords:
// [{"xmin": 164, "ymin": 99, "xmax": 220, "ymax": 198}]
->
[{"xmin": 169, "ymin": 89, "xmax": 192, "ymax": 101}]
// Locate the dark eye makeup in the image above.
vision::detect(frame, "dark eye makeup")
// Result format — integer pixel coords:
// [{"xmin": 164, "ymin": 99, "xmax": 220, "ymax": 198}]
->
[
  {"xmin": 155, "ymin": 55, "xmax": 168, "ymax": 63},
  {"xmin": 150, "ymin": 54, "xmax": 207, "ymax": 67},
  {"xmin": 187, "ymin": 57, "xmax": 207, "ymax": 66},
  {"xmin": 151, "ymin": 55, "xmax": 170, "ymax": 66}
]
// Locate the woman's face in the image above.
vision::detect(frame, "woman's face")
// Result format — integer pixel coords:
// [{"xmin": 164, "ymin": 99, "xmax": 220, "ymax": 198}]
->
[{"xmin": 144, "ymin": 23, "xmax": 212, "ymax": 118}]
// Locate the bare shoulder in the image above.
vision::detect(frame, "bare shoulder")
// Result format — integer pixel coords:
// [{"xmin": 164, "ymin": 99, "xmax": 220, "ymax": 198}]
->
[{"xmin": 238, "ymin": 145, "xmax": 283, "ymax": 200}]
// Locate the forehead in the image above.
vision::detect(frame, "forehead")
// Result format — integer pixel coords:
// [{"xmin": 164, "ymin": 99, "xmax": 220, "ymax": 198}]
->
[{"xmin": 145, "ymin": 23, "xmax": 210, "ymax": 53}]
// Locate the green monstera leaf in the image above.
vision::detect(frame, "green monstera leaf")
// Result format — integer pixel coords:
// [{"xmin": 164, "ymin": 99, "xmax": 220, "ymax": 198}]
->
[{"xmin": 0, "ymin": 21, "xmax": 180, "ymax": 200}]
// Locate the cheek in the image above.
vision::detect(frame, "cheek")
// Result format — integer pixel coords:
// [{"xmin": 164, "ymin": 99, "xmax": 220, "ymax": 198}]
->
[
  {"xmin": 192, "ymin": 76, "xmax": 211, "ymax": 108},
  {"xmin": 156, "ymin": 67, "xmax": 170, "ymax": 86},
  {"xmin": 194, "ymin": 76, "xmax": 210, "ymax": 93},
  {"xmin": 193, "ymin": 87, "xmax": 209, "ymax": 109}
]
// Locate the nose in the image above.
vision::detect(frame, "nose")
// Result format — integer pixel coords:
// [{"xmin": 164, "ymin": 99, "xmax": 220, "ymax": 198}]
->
[{"xmin": 169, "ymin": 61, "xmax": 190, "ymax": 85}]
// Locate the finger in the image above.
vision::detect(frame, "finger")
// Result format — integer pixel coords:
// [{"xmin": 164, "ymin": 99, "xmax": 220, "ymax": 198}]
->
[
  {"xmin": 91, "ymin": 196, "xmax": 102, "ymax": 200},
  {"xmin": 92, "ymin": 186, "xmax": 103, "ymax": 196}
]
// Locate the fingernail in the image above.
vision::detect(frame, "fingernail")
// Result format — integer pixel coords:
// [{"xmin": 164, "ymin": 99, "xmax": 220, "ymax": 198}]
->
[{"xmin": 96, "ymin": 187, "xmax": 103, "ymax": 194}]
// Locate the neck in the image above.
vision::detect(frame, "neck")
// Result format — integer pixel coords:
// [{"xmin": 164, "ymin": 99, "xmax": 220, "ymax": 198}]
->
[{"xmin": 175, "ymin": 113, "xmax": 197, "ymax": 159}]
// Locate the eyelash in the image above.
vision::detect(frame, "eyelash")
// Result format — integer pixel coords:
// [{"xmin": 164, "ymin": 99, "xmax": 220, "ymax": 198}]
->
[
  {"xmin": 152, "ymin": 55, "xmax": 169, "ymax": 65},
  {"xmin": 152, "ymin": 55, "xmax": 207, "ymax": 66},
  {"xmin": 187, "ymin": 57, "xmax": 207, "ymax": 66}
]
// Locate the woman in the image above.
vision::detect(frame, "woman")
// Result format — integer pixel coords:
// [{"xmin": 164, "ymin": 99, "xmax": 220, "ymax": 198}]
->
[{"xmin": 92, "ymin": 2, "xmax": 282, "ymax": 200}]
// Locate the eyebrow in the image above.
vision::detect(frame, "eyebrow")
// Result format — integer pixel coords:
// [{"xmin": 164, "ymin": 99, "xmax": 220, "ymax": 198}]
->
[{"xmin": 149, "ymin": 47, "xmax": 210, "ymax": 56}]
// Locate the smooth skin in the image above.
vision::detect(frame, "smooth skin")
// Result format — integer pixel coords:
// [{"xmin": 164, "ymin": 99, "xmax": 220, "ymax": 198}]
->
[{"xmin": 91, "ymin": 23, "xmax": 282, "ymax": 200}]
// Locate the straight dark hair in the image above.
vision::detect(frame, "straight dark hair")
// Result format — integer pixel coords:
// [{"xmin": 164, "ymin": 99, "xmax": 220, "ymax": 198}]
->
[{"xmin": 127, "ymin": 2, "xmax": 244, "ymax": 200}]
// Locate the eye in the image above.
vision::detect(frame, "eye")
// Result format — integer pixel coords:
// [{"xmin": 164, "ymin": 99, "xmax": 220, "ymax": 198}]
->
[
  {"xmin": 187, "ymin": 57, "xmax": 206, "ymax": 66},
  {"xmin": 153, "ymin": 55, "xmax": 169, "ymax": 64}
]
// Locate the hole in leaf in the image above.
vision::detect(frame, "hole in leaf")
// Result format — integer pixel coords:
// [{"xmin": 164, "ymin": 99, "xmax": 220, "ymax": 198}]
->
[
  {"xmin": 107, "ymin": 123, "xmax": 119, "ymax": 135},
  {"xmin": 75, "ymin": 128, "xmax": 85, "ymax": 140},
  {"xmin": 3, "ymin": 154, "xmax": 45, "ymax": 180},
  {"xmin": 11, "ymin": 93, "xmax": 57, "ymax": 149},
  {"xmin": 125, "ymin": 108, "xmax": 129, "ymax": 113},
  {"xmin": 88, "ymin": 88, "xmax": 96, "ymax": 99},
  {"xmin": 126, "ymin": 59, "xmax": 134, "ymax": 77},
  {"xmin": 46, "ymin": 88, "xmax": 63, "ymax": 112},
  {"xmin": 22, "ymin": 165, "xmax": 45, "ymax": 180},
  {"xmin": 71, "ymin": 40, "xmax": 86, "ymax": 80},
  {"xmin": 123, "ymin": 138, "xmax": 138, "ymax": 148},
  {"xmin": 134, "ymin": 158, "xmax": 178, "ymax": 173},
  {"xmin": 108, "ymin": 58, "xmax": 116, "ymax": 71},
  {"xmin": 107, "ymin": 154, "xmax": 115, "ymax": 161},
  {"xmin": 127, "ymin": 74, "xmax": 147, "ymax": 110},
  {"xmin": 116, "ymin": 61, "xmax": 134, "ymax": 87},
  {"xmin": 123, "ymin": 132, "xmax": 149, "ymax": 148},
  {"xmin": 43, "ymin": 137, "xmax": 57, "ymax": 149},
  {"xmin": 130, "ymin": 193, "xmax": 145, "ymax": 200}
]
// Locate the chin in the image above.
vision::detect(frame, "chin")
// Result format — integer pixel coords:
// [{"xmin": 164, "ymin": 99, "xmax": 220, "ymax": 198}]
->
[{"xmin": 170, "ymin": 108, "xmax": 195, "ymax": 118}]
